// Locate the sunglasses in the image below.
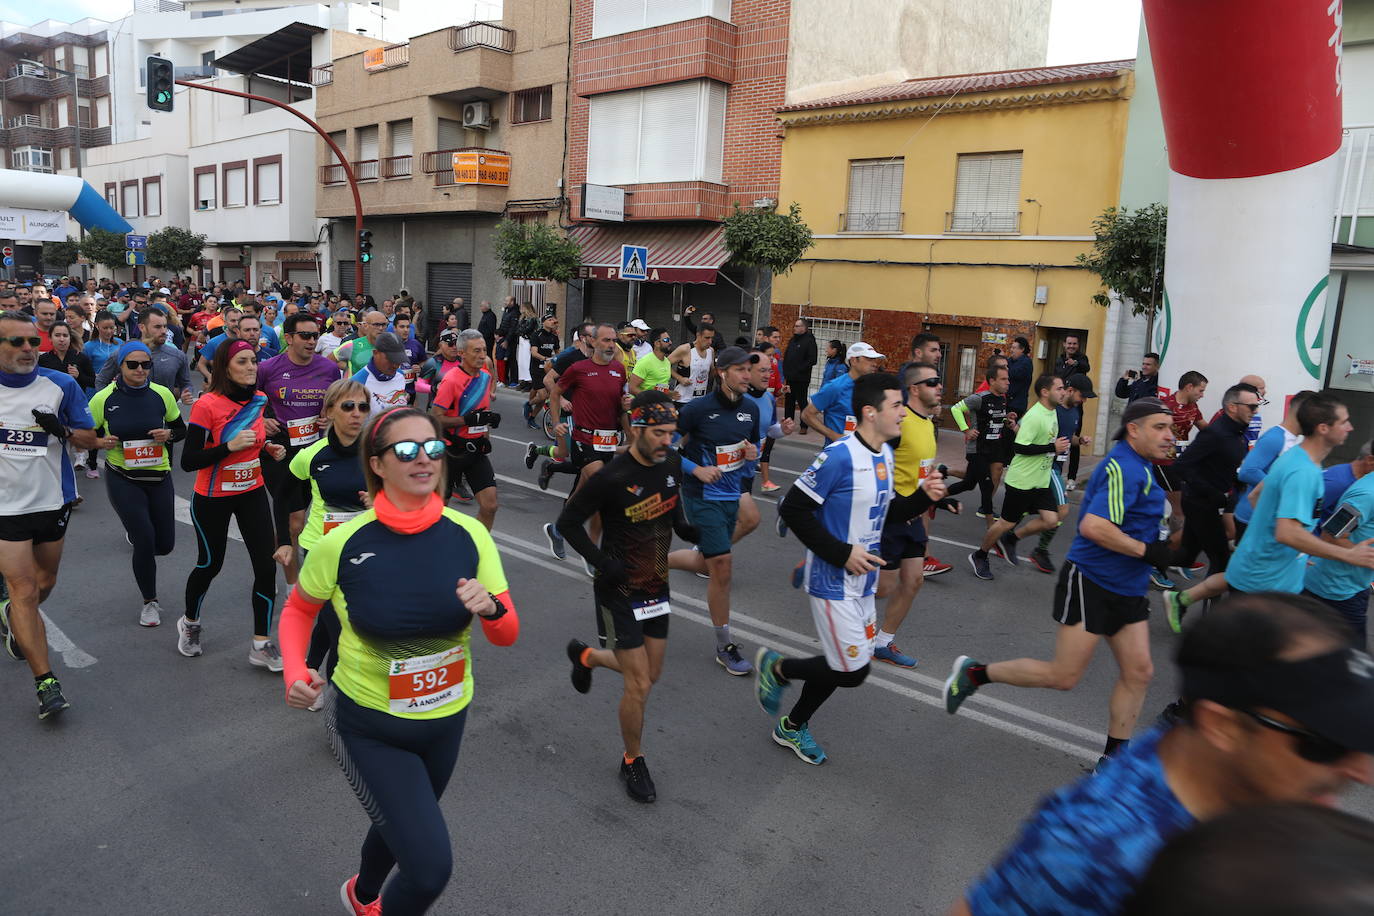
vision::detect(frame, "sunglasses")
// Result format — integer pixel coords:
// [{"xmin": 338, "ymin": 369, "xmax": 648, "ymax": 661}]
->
[
  {"xmin": 338, "ymin": 400, "xmax": 370, "ymax": 413},
  {"xmin": 386, "ymin": 438, "xmax": 446, "ymax": 462},
  {"xmin": 440, "ymin": 335, "xmax": 459, "ymax": 344},
  {"xmin": 124, "ymin": 360, "xmax": 152, "ymax": 370},
  {"xmin": 1, "ymin": 335, "xmax": 41, "ymax": 348},
  {"xmin": 292, "ymin": 331, "xmax": 320, "ymax": 340},
  {"xmin": 913, "ymin": 377, "xmax": 943, "ymax": 388},
  {"xmin": 1237, "ymin": 401, "xmax": 1262, "ymax": 411},
  {"xmin": 1242, "ymin": 708, "xmax": 1353, "ymax": 764}
]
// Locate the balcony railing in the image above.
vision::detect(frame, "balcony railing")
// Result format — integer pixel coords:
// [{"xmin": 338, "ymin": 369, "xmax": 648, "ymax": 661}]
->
[
  {"xmin": 363, "ymin": 43, "xmax": 409, "ymax": 72},
  {"xmin": 310, "ymin": 65, "xmax": 333, "ymax": 86},
  {"xmin": 449, "ymin": 22, "xmax": 515, "ymax": 53},
  {"xmin": 383, "ymin": 155, "xmax": 412, "ymax": 178},
  {"xmin": 7, "ymin": 61, "xmax": 51, "ymax": 79},
  {"xmin": 421, "ymin": 147, "xmax": 509, "ymax": 186},
  {"xmin": 7, "ymin": 114, "xmax": 51, "ymax": 129},
  {"xmin": 945, "ymin": 210, "xmax": 1022, "ymax": 234},
  {"xmin": 1333, "ymin": 125, "xmax": 1374, "ymax": 244},
  {"xmin": 355, "ymin": 159, "xmax": 379, "ymax": 181},
  {"xmin": 840, "ymin": 211, "xmax": 903, "ymax": 232},
  {"xmin": 320, "ymin": 163, "xmax": 346, "ymax": 185}
]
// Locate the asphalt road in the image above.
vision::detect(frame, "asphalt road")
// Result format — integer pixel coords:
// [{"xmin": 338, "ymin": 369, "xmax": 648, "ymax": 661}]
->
[{"xmin": 3, "ymin": 386, "xmax": 1370, "ymax": 915}]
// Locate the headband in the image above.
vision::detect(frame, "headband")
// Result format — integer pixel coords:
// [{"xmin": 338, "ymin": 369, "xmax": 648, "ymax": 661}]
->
[
  {"xmin": 368, "ymin": 406, "xmax": 411, "ymax": 447},
  {"xmin": 630, "ymin": 401, "xmax": 678, "ymax": 427},
  {"xmin": 226, "ymin": 339, "xmax": 255, "ymax": 360}
]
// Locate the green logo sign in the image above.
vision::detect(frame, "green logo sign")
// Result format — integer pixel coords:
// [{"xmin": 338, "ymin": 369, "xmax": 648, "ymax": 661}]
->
[
  {"xmin": 1152, "ymin": 289, "xmax": 1172, "ymax": 364},
  {"xmin": 1295, "ymin": 276, "xmax": 1328, "ymax": 380}
]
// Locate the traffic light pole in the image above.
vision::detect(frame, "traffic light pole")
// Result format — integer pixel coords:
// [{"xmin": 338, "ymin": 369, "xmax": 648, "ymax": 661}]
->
[{"xmin": 174, "ymin": 78, "xmax": 364, "ymax": 295}]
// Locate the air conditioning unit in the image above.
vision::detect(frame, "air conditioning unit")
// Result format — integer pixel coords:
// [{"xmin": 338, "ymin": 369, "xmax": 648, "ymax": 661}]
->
[{"xmin": 462, "ymin": 101, "xmax": 492, "ymax": 129}]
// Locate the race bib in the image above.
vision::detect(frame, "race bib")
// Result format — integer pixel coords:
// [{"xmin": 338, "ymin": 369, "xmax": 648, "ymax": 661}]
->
[
  {"xmin": 122, "ymin": 438, "xmax": 163, "ymax": 468},
  {"xmin": 285, "ymin": 416, "xmax": 320, "ymax": 447},
  {"xmin": 986, "ymin": 420, "xmax": 1003, "ymax": 441},
  {"xmin": 388, "ymin": 645, "xmax": 466, "ymax": 713},
  {"xmin": 632, "ymin": 598, "xmax": 670, "ymax": 621},
  {"xmin": 919, "ymin": 457, "xmax": 936, "ymax": 480},
  {"xmin": 715, "ymin": 441, "xmax": 746, "ymax": 472},
  {"xmin": 403, "ymin": 365, "xmax": 418, "ymax": 382},
  {"xmin": 466, "ymin": 425, "xmax": 489, "ymax": 436},
  {"xmin": 0, "ymin": 424, "xmax": 48, "ymax": 458},
  {"xmin": 591, "ymin": 429, "xmax": 618, "ymax": 452},
  {"xmin": 693, "ymin": 375, "xmax": 707, "ymax": 396},
  {"xmin": 322, "ymin": 509, "xmax": 360, "ymax": 534},
  {"xmin": 843, "ymin": 415, "xmax": 857, "ymax": 434},
  {"xmin": 221, "ymin": 459, "xmax": 261, "ymax": 492}
]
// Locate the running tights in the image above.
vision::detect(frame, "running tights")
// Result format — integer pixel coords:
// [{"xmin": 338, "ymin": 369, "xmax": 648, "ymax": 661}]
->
[
  {"xmin": 778, "ymin": 656, "xmax": 870, "ymax": 725},
  {"xmin": 331, "ymin": 691, "xmax": 468, "ymax": 915},
  {"xmin": 105, "ymin": 472, "xmax": 176, "ymax": 602},
  {"xmin": 947, "ymin": 454, "xmax": 996, "ymax": 515},
  {"xmin": 184, "ymin": 489, "xmax": 277, "ymax": 635}
]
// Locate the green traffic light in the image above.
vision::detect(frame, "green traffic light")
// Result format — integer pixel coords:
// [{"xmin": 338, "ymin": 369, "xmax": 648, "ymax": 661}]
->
[
  {"xmin": 156, "ymin": 91, "xmax": 172, "ymax": 103},
  {"xmin": 360, "ymin": 253, "xmax": 372, "ymax": 263}
]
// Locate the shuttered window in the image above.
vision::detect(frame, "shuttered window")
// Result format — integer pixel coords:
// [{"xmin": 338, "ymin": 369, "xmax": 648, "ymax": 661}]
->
[
  {"xmin": 255, "ymin": 161, "xmax": 281, "ymax": 204},
  {"xmin": 224, "ymin": 165, "xmax": 247, "ymax": 207},
  {"xmin": 587, "ymin": 80, "xmax": 726, "ymax": 185},
  {"xmin": 338, "ymin": 260, "xmax": 373, "ymax": 299},
  {"xmin": 845, "ymin": 159, "xmax": 904, "ymax": 232},
  {"xmin": 592, "ymin": 0, "xmax": 731, "ymax": 38},
  {"xmin": 437, "ymin": 118, "xmax": 464, "ymax": 151},
  {"xmin": 357, "ymin": 125, "xmax": 379, "ymax": 161},
  {"xmin": 121, "ymin": 183, "xmax": 140, "ymax": 218},
  {"xmin": 951, "ymin": 152, "xmax": 1023, "ymax": 233},
  {"xmin": 195, "ymin": 170, "xmax": 216, "ymax": 210},
  {"xmin": 389, "ymin": 119, "xmax": 413, "ymax": 156},
  {"xmin": 426, "ymin": 262, "xmax": 472, "ymax": 312}
]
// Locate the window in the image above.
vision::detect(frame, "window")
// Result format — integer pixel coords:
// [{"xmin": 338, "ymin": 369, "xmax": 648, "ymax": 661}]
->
[
  {"xmin": 77, "ymin": 100, "xmax": 92, "ymax": 129},
  {"xmin": 105, "ymin": 181, "xmax": 118, "ymax": 208},
  {"xmin": 950, "ymin": 151, "xmax": 1023, "ymax": 233},
  {"xmin": 844, "ymin": 159, "xmax": 904, "ymax": 232},
  {"xmin": 223, "ymin": 162, "xmax": 247, "ymax": 208},
  {"xmin": 121, "ymin": 181, "xmax": 140, "ymax": 218},
  {"xmin": 357, "ymin": 125, "xmax": 379, "ymax": 161},
  {"xmin": 143, "ymin": 177, "xmax": 162, "ymax": 217},
  {"xmin": 512, "ymin": 86, "xmax": 552, "ymax": 124},
  {"xmin": 195, "ymin": 167, "xmax": 216, "ymax": 210},
  {"xmin": 592, "ymin": 0, "xmax": 731, "ymax": 38},
  {"xmin": 253, "ymin": 157, "xmax": 281, "ymax": 204},
  {"xmin": 586, "ymin": 80, "xmax": 727, "ymax": 185},
  {"xmin": 11, "ymin": 147, "xmax": 54, "ymax": 173},
  {"xmin": 437, "ymin": 118, "xmax": 464, "ymax": 151},
  {"xmin": 389, "ymin": 119, "xmax": 413, "ymax": 156}
]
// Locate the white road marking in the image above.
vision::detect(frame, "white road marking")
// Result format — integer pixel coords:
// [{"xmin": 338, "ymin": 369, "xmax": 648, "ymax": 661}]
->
[
  {"xmin": 40, "ymin": 610, "xmax": 97, "ymax": 668},
  {"xmin": 174, "ymin": 495, "xmax": 243, "ymax": 541}
]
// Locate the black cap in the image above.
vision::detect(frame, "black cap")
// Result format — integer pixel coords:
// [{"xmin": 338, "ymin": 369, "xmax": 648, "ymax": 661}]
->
[
  {"xmin": 1113, "ymin": 396, "xmax": 1172, "ymax": 440},
  {"xmin": 1065, "ymin": 373, "xmax": 1097, "ymax": 398},
  {"xmin": 715, "ymin": 346, "xmax": 759, "ymax": 369}
]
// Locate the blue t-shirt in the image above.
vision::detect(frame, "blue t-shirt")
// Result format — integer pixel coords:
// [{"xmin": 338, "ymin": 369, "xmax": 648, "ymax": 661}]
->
[
  {"xmin": 795, "ymin": 434, "xmax": 893, "ymax": 599},
  {"xmin": 1065, "ymin": 441, "xmax": 1164, "ymax": 596},
  {"xmin": 741, "ymin": 387, "xmax": 776, "ymax": 481},
  {"xmin": 1317, "ymin": 463, "xmax": 1358, "ymax": 530},
  {"xmin": 1235, "ymin": 425, "xmax": 1298, "ymax": 524},
  {"xmin": 966, "ymin": 726, "xmax": 1194, "ymax": 916},
  {"xmin": 808, "ymin": 372, "xmax": 856, "ymax": 436},
  {"xmin": 677, "ymin": 390, "xmax": 760, "ymax": 501},
  {"xmin": 1228, "ymin": 445, "xmax": 1325, "ymax": 594},
  {"xmin": 1305, "ymin": 472, "xmax": 1374, "ymax": 601}
]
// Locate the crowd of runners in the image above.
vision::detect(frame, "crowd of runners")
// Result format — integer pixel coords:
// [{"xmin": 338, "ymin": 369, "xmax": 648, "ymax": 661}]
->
[{"xmin": 2, "ymin": 276, "xmax": 1373, "ymax": 915}]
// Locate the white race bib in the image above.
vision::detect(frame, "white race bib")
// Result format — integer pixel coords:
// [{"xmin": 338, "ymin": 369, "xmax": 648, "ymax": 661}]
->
[
  {"xmin": 715, "ymin": 441, "xmax": 746, "ymax": 472},
  {"xmin": 122, "ymin": 438, "xmax": 163, "ymax": 469},
  {"xmin": 632, "ymin": 598, "xmax": 670, "ymax": 621},
  {"xmin": 0, "ymin": 424, "xmax": 48, "ymax": 458},
  {"xmin": 285, "ymin": 416, "xmax": 320, "ymax": 447},
  {"xmin": 591, "ymin": 429, "xmax": 618, "ymax": 452},
  {"xmin": 388, "ymin": 645, "xmax": 466, "ymax": 713},
  {"xmin": 322, "ymin": 510, "xmax": 360, "ymax": 534},
  {"xmin": 221, "ymin": 459, "xmax": 261, "ymax": 492}
]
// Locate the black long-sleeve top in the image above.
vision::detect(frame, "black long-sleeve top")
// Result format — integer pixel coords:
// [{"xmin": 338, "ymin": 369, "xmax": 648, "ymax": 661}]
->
[
  {"xmin": 39, "ymin": 348, "xmax": 94, "ymax": 390},
  {"xmin": 1172, "ymin": 413, "xmax": 1250, "ymax": 506},
  {"xmin": 683, "ymin": 309, "xmax": 725, "ymax": 352},
  {"xmin": 1114, "ymin": 374, "xmax": 1159, "ymax": 402},
  {"xmin": 782, "ymin": 331, "xmax": 818, "ymax": 379}
]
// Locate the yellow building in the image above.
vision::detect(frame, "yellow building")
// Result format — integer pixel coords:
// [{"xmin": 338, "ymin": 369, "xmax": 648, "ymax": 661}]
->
[{"xmin": 772, "ymin": 60, "xmax": 1134, "ymax": 444}]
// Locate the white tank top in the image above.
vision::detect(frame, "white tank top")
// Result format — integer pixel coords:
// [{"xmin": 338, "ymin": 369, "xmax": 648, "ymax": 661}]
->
[{"xmin": 676, "ymin": 346, "xmax": 714, "ymax": 402}]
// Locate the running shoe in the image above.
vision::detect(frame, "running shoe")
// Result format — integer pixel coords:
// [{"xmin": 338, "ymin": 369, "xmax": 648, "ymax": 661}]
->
[
  {"xmin": 139, "ymin": 600, "xmax": 162, "ymax": 628},
  {"xmin": 715, "ymin": 642, "xmax": 752, "ymax": 676},
  {"xmin": 760, "ymin": 481, "xmax": 780, "ymax": 492},
  {"xmin": 340, "ymin": 875, "xmax": 382, "ymax": 916},
  {"xmin": 790, "ymin": 560, "xmax": 804, "ymax": 590},
  {"xmin": 524, "ymin": 442, "xmax": 539, "ymax": 470},
  {"xmin": 772, "ymin": 717, "xmax": 826, "ymax": 765},
  {"xmin": 1065, "ymin": 479, "xmax": 1077, "ymax": 492},
  {"xmin": 967, "ymin": 552, "xmax": 993, "ymax": 581},
  {"xmin": 537, "ymin": 459, "xmax": 555, "ymax": 491},
  {"xmin": 452, "ymin": 482, "xmax": 473, "ymax": 504},
  {"xmin": 85, "ymin": 466, "xmax": 99, "ymax": 480},
  {"xmin": 943, "ymin": 654, "xmax": 982, "ymax": 715},
  {"xmin": 754, "ymin": 647, "xmax": 787, "ymax": 716},
  {"xmin": 583, "ymin": 557, "xmax": 597, "ymax": 579},
  {"xmin": 774, "ymin": 511, "xmax": 788, "ymax": 538},
  {"xmin": 248, "ymin": 641, "xmax": 283, "ymax": 673},
  {"xmin": 522, "ymin": 401, "xmax": 534, "ymax": 427},
  {"xmin": 620, "ymin": 755, "xmax": 657, "ymax": 803},
  {"xmin": 543, "ymin": 522, "xmax": 566, "ymax": 560},
  {"xmin": 1163, "ymin": 590, "xmax": 1188, "ymax": 634},
  {"xmin": 975, "ymin": 509, "xmax": 992, "ymax": 519},
  {"xmin": 995, "ymin": 532, "xmax": 1020, "ymax": 566},
  {"xmin": 1171, "ymin": 561, "xmax": 1207, "ymax": 582},
  {"xmin": 1149, "ymin": 570, "xmax": 1176, "ymax": 590},
  {"xmin": 176, "ymin": 616, "xmax": 202, "ymax": 658},
  {"xmin": 874, "ymin": 643, "xmax": 918, "ymax": 668},
  {"xmin": 567, "ymin": 639, "xmax": 593, "ymax": 694},
  {"xmin": 0, "ymin": 599, "xmax": 24, "ymax": 661},
  {"xmin": 1029, "ymin": 548, "xmax": 1056, "ymax": 575},
  {"xmin": 36, "ymin": 676, "xmax": 69, "ymax": 720},
  {"xmin": 923, "ymin": 556, "xmax": 952, "ymax": 577},
  {"xmin": 695, "ymin": 570, "xmax": 710, "ymax": 580}
]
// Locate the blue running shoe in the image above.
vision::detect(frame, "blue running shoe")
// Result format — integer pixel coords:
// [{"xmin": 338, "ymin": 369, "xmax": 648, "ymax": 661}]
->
[
  {"xmin": 772, "ymin": 717, "xmax": 826, "ymax": 765},
  {"xmin": 790, "ymin": 560, "xmax": 804, "ymax": 589},
  {"xmin": 543, "ymin": 522, "xmax": 566, "ymax": 561},
  {"xmin": 716, "ymin": 642, "xmax": 752, "ymax": 675},
  {"xmin": 873, "ymin": 643, "xmax": 918, "ymax": 668},
  {"xmin": 754, "ymin": 648, "xmax": 787, "ymax": 716},
  {"xmin": 1149, "ymin": 569, "xmax": 1176, "ymax": 590}
]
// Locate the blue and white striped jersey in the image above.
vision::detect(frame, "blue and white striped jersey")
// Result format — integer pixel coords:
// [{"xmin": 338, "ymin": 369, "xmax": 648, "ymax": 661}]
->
[
  {"xmin": 0, "ymin": 366, "xmax": 93, "ymax": 514},
  {"xmin": 795, "ymin": 435, "xmax": 893, "ymax": 599}
]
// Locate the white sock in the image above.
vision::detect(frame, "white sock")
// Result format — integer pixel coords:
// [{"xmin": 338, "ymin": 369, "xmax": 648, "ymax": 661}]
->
[
  {"xmin": 875, "ymin": 629, "xmax": 895, "ymax": 649},
  {"xmin": 253, "ymin": 638, "xmax": 268, "ymax": 650}
]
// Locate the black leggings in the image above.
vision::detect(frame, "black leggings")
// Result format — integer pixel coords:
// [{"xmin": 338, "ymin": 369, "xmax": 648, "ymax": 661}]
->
[
  {"xmin": 105, "ymin": 471, "xmax": 176, "ymax": 602},
  {"xmin": 1180, "ymin": 494, "xmax": 1232, "ymax": 573},
  {"xmin": 761, "ymin": 435, "xmax": 776, "ymax": 464},
  {"xmin": 783, "ymin": 378, "xmax": 810, "ymax": 426},
  {"xmin": 184, "ymin": 488, "xmax": 277, "ymax": 635},
  {"xmin": 778, "ymin": 656, "xmax": 870, "ymax": 725},
  {"xmin": 948, "ymin": 453, "xmax": 997, "ymax": 515},
  {"xmin": 330, "ymin": 691, "xmax": 468, "ymax": 915}
]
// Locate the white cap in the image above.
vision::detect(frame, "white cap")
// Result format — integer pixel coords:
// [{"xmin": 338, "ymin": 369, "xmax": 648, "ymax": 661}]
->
[
  {"xmin": 159, "ymin": 287, "xmax": 171, "ymax": 294},
  {"xmin": 246, "ymin": 289, "xmax": 259, "ymax": 295},
  {"xmin": 94, "ymin": 293, "xmax": 106, "ymax": 300},
  {"xmin": 630, "ymin": 319, "xmax": 650, "ymax": 331},
  {"xmin": 846, "ymin": 341, "xmax": 884, "ymax": 361}
]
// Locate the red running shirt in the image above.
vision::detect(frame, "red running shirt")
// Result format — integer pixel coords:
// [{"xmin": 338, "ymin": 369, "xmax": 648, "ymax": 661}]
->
[
  {"xmin": 1158, "ymin": 392, "xmax": 1203, "ymax": 464},
  {"xmin": 189, "ymin": 390, "xmax": 268, "ymax": 497},
  {"xmin": 559, "ymin": 358, "xmax": 626, "ymax": 445}
]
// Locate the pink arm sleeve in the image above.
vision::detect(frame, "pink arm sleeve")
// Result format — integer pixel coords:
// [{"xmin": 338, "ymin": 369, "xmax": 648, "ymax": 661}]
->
[
  {"xmin": 480, "ymin": 590, "xmax": 519, "ymax": 646},
  {"xmin": 280, "ymin": 585, "xmax": 325, "ymax": 689}
]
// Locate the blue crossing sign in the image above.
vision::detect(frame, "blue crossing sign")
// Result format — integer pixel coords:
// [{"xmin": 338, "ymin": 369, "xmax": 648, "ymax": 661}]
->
[{"xmin": 620, "ymin": 245, "xmax": 648, "ymax": 281}]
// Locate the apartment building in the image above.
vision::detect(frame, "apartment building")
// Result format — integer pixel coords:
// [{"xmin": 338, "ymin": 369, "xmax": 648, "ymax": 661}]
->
[{"xmin": 313, "ymin": 0, "xmax": 569, "ymax": 326}]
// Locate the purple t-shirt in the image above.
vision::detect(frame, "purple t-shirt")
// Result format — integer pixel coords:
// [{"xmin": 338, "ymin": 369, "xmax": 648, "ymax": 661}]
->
[{"xmin": 257, "ymin": 352, "xmax": 341, "ymax": 447}]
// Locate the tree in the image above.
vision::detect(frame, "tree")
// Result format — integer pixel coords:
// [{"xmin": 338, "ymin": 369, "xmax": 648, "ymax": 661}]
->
[
  {"xmin": 80, "ymin": 228, "xmax": 129, "ymax": 273},
  {"xmin": 722, "ymin": 202, "xmax": 815, "ymax": 328},
  {"xmin": 492, "ymin": 218, "xmax": 581, "ymax": 282},
  {"xmin": 41, "ymin": 236, "xmax": 80, "ymax": 273},
  {"xmin": 147, "ymin": 226, "xmax": 207, "ymax": 274},
  {"xmin": 1076, "ymin": 203, "xmax": 1168, "ymax": 318}
]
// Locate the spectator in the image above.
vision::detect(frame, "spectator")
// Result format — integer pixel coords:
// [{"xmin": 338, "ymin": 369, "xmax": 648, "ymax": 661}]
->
[
  {"xmin": 781, "ymin": 317, "xmax": 818, "ymax": 429},
  {"xmin": 1006, "ymin": 336, "xmax": 1033, "ymax": 417},
  {"xmin": 1116, "ymin": 352, "xmax": 1162, "ymax": 402}
]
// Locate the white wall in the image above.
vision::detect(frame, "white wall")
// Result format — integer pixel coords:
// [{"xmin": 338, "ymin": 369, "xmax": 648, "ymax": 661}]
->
[{"xmin": 187, "ymin": 127, "xmax": 319, "ymax": 244}]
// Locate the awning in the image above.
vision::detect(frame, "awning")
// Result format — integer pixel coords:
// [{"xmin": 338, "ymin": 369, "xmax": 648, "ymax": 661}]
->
[
  {"xmin": 214, "ymin": 22, "xmax": 324, "ymax": 82},
  {"xmin": 568, "ymin": 223, "xmax": 730, "ymax": 284}
]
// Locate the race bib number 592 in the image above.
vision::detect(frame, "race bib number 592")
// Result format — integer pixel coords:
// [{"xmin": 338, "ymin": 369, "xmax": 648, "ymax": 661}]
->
[{"xmin": 388, "ymin": 646, "xmax": 466, "ymax": 713}]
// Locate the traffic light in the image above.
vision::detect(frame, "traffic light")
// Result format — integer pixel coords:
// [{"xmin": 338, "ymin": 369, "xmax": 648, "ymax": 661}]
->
[
  {"xmin": 146, "ymin": 56, "xmax": 174, "ymax": 112},
  {"xmin": 239, "ymin": 245, "xmax": 251, "ymax": 267},
  {"xmin": 359, "ymin": 229, "xmax": 373, "ymax": 264}
]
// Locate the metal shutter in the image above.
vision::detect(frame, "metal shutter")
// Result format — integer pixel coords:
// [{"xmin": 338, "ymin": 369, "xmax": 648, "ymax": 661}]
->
[
  {"xmin": 952, "ymin": 152, "xmax": 1023, "ymax": 232},
  {"xmin": 846, "ymin": 159, "xmax": 903, "ymax": 231},
  {"xmin": 437, "ymin": 118, "xmax": 464, "ymax": 152},
  {"xmin": 425, "ymin": 262, "xmax": 473, "ymax": 318},
  {"xmin": 390, "ymin": 119, "xmax": 413, "ymax": 157},
  {"xmin": 338, "ymin": 260, "xmax": 372, "ymax": 299},
  {"xmin": 591, "ymin": 0, "xmax": 643, "ymax": 38},
  {"xmin": 584, "ymin": 279, "xmax": 629, "ymax": 327},
  {"xmin": 587, "ymin": 90, "xmax": 641, "ymax": 184},
  {"xmin": 357, "ymin": 125, "xmax": 379, "ymax": 161}
]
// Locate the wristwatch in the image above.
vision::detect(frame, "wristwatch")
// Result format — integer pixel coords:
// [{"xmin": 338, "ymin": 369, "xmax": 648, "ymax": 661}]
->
[{"xmin": 479, "ymin": 592, "xmax": 507, "ymax": 620}]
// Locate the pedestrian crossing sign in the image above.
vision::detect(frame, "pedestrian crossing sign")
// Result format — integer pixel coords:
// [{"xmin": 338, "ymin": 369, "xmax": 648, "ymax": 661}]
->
[{"xmin": 621, "ymin": 245, "xmax": 648, "ymax": 281}]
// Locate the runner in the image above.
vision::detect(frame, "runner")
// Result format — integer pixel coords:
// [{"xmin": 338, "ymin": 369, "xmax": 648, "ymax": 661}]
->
[
  {"xmin": 418, "ymin": 328, "xmax": 462, "ymax": 408},
  {"xmin": 87, "ymin": 340, "xmax": 187, "ymax": 627},
  {"xmin": 948, "ymin": 361, "xmax": 1011, "ymax": 521},
  {"xmin": 754, "ymin": 373, "xmax": 946, "ymax": 763},
  {"xmin": 1304, "ymin": 440, "xmax": 1374, "ymax": 645},
  {"xmin": 316, "ymin": 310, "xmax": 353, "ymax": 360},
  {"xmin": 968, "ymin": 374, "xmax": 1070, "ymax": 580},
  {"xmin": 667, "ymin": 323, "xmax": 715, "ymax": 404},
  {"xmin": 351, "ymin": 331, "xmax": 411, "ymax": 414},
  {"xmin": 740, "ymin": 345, "xmax": 793, "ymax": 532},
  {"xmin": 280, "ymin": 407, "xmax": 519, "ymax": 915},
  {"xmin": 664, "ymin": 346, "xmax": 761, "ymax": 675},
  {"xmin": 627, "ymin": 327, "xmax": 676, "ymax": 399},
  {"xmin": 333, "ymin": 309, "xmax": 390, "ymax": 375},
  {"xmin": 801, "ymin": 342, "xmax": 885, "ymax": 443},
  {"xmin": 1027, "ymin": 373, "xmax": 1096, "ymax": 574},
  {"xmin": 945, "ymin": 398, "xmax": 1176, "ymax": 766},
  {"xmin": 1150, "ymin": 371, "xmax": 1210, "ymax": 589},
  {"xmin": 430, "ymin": 329, "xmax": 501, "ymax": 531},
  {"xmin": 524, "ymin": 312, "xmax": 561, "ymax": 427},
  {"xmin": 179, "ymin": 339, "xmax": 287, "ymax": 668},
  {"xmin": 525, "ymin": 321, "xmax": 595, "ymax": 476},
  {"xmin": 559, "ymin": 391, "xmax": 701, "ymax": 803},
  {"xmin": 195, "ymin": 305, "xmax": 242, "ymax": 381},
  {"xmin": 0, "ymin": 309, "xmax": 98, "ymax": 718}
]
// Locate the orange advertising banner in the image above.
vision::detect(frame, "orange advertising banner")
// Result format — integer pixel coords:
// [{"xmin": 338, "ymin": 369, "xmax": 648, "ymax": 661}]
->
[
  {"xmin": 363, "ymin": 48, "xmax": 386, "ymax": 71},
  {"xmin": 451, "ymin": 151, "xmax": 511, "ymax": 186}
]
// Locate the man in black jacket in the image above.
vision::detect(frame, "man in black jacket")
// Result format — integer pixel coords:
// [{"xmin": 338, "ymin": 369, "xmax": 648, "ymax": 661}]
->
[
  {"xmin": 1053, "ymin": 334, "xmax": 1091, "ymax": 379},
  {"xmin": 1115, "ymin": 352, "xmax": 1161, "ymax": 402},
  {"xmin": 477, "ymin": 300, "xmax": 497, "ymax": 353},
  {"xmin": 781, "ymin": 317, "xmax": 818, "ymax": 428},
  {"xmin": 683, "ymin": 305, "xmax": 726, "ymax": 352},
  {"xmin": 496, "ymin": 295, "xmax": 521, "ymax": 386}
]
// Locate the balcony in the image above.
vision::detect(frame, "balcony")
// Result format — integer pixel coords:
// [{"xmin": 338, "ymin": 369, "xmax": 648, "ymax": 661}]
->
[
  {"xmin": 318, "ymin": 147, "xmax": 509, "ymax": 218},
  {"xmin": 420, "ymin": 147, "xmax": 510, "ymax": 187},
  {"xmin": 382, "ymin": 155, "xmax": 412, "ymax": 179},
  {"xmin": 310, "ymin": 64, "xmax": 332, "ymax": 86},
  {"xmin": 840, "ymin": 211, "xmax": 904, "ymax": 233},
  {"xmin": 449, "ymin": 22, "xmax": 514, "ymax": 53},
  {"xmin": 945, "ymin": 210, "xmax": 1022, "ymax": 234},
  {"xmin": 363, "ymin": 43, "xmax": 409, "ymax": 73},
  {"xmin": 569, "ymin": 180, "xmax": 730, "ymax": 221}
]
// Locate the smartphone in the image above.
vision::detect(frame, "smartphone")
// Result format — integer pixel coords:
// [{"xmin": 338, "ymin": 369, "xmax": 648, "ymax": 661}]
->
[
  {"xmin": 1127, "ymin": 370, "xmax": 1138, "ymax": 380},
  {"xmin": 1322, "ymin": 502, "xmax": 1363, "ymax": 540}
]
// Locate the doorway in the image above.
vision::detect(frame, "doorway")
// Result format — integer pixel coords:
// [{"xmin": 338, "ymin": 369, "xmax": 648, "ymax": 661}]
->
[{"xmin": 925, "ymin": 323, "xmax": 984, "ymax": 429}]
